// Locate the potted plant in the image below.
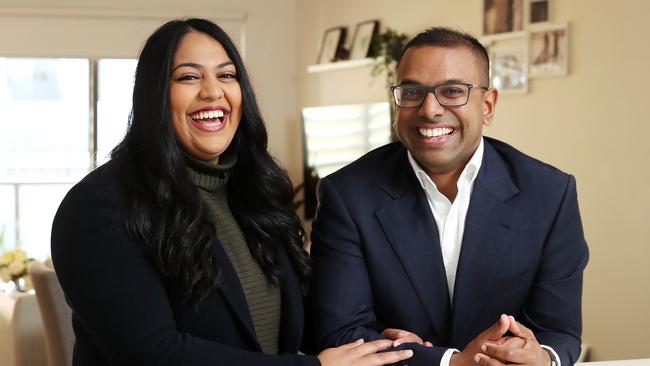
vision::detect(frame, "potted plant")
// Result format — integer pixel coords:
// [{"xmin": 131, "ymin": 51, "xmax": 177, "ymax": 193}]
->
[
  {"xmin": 370, "ymin": 27, "xmax": 410, "ymax": 88},
  {"xmin": 369, "ymin": 27, "xmax": 410, "ymax": 140},
  {"xmin": 0, "ymin": 247, "xmax": 37, "ymax": 293}
]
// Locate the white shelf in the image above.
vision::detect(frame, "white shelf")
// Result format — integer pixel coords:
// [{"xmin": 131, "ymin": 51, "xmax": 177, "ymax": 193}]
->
[{"xmin": 306, "ymin": 57, "xmax": 382, "ymax": 73}]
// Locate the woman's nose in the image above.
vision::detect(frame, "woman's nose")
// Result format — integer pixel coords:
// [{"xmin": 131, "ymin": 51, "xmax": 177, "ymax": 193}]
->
[{"xmin": 199, "ymin": 80, "xmax": 224, "ymax": 100}]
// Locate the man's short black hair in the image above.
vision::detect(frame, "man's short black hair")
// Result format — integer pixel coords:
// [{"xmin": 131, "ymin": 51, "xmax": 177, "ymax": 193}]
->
[{"xmin": 398, "ymin": 27, "xmax": 490, "ymax": 86}]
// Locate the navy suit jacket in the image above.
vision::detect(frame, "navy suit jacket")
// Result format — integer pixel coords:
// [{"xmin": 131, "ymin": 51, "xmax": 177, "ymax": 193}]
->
[
  {"xmin": 308, "ymin": 137, "xmax": 589, "ymax": 366},
  {"xmin": 51, "ymin": 161, "xmax": 319, "ymax": 366}
]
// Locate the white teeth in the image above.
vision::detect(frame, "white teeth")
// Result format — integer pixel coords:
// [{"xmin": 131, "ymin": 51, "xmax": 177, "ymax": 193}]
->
[
  {"xmin": 418, "ymin": 127, "xmax": 453, "ymax": 138},
  {"xmin": 190, "ymin": 109, "xmax": 225, "ymax": 120},
  {"xmin": 198, "ymin": 121, "xmax": 221, "ymax": 128}
]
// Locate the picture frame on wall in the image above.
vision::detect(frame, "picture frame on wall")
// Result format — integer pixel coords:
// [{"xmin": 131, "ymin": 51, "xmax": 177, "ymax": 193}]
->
[
  {"xmin": 529, "ymin": 0, "xmax": 550, "ymax": 24},
  {"xmin": 483, "ymin": 0, "xmax": 524, "ymax": 35},
  {"xmin": 349, "ymin": 20, "xmax": 379, "ymax": 59},
  {"xmin": 482, "ymin": 33, "xmax": 528, "ymax": 94},
  {"xmin": 528, "ymin": 23, "xmax": 569, "ymax": 77},
  {"xmin": 317, "ymin": 26, "xmax": 347, "ymax": 64}
]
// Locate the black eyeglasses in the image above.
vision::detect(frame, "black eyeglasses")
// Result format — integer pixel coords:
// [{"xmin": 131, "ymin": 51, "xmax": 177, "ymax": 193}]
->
[{"xmin": 390, "ymin": 83, "xmax": 489, "ymax": 108}]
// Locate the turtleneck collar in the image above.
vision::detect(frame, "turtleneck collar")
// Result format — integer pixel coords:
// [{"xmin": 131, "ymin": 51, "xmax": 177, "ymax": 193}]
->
[{"xmin": 183, "ymin": 150, "xmax": 237, "ymax": 192}]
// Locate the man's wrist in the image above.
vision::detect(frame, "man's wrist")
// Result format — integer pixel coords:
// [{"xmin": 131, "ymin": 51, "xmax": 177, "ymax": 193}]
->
[
  {"xmin": 443, "ymin": 349, "xmax": 460, "ymax": 366},
  {"xmin": 540, "ymin": 345, "xmax": 560, "ymax": 366}
]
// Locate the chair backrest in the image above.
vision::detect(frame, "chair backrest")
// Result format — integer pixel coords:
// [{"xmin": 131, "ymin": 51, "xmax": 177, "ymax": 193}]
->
[
  {"xmin": 30, "ymin": 261, "xmax": 74, "ymax": 366},
  {"xmin": 5, "ymin": 293, "xmax": 48, "ymax": 366}
]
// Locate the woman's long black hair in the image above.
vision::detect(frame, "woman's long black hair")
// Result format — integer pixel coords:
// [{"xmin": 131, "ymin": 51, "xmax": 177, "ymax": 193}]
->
[{"xmin": 110, "ymin": 18, "xmax": 310, "ymax": 307}]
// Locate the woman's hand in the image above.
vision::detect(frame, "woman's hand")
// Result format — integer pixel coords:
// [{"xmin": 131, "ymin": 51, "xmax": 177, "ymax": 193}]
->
[
  {"xmin": 317, "ymin": 338, "xmax": 414, "ymax": 366},
  {"xmin": 382, "ymin": 328, "xmax": 434, "ymax": 347}
]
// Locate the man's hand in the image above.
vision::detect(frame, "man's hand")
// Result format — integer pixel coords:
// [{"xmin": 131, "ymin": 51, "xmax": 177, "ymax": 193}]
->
[
  {"xmin": 475, "ymin": 316, "xmax": 551, "ymax": 366},
  {"xmin": 450, "ymin": 314, "xmax": 511, "ymax": 366},
  {"xmin": 381, "ymin": 328, "xmax": 433, "ymax": 347}
]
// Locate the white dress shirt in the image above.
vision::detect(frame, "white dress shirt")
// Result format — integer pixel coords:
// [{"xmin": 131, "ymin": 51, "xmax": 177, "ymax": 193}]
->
[
  {"xmin": 407, "ymin": 138, "xmax": 483, "ymax": 303},
  {"xmin": 406, "ymin": 138, "xmax": 560, "ymax": 366}
]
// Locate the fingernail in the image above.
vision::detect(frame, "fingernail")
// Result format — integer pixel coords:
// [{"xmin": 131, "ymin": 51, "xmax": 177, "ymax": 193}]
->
[
  {"xmin": 394, "ymin": 340, "xmax": 403, "ymax": 347},
  {"xmin": 474, "ymin": 355, "xmax": 481, "ymax": 363},
  {"xmin": 404, "ymin": 349, "xmax": 413, "ymax": 356},
  {"xmin": 481, "ymin": 344, "xmax": 487, "ymax": 352}
]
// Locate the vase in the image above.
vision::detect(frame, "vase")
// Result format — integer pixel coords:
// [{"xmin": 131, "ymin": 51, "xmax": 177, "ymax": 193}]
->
[{"xmin": 12, "ymin": 277, "xmax": 28, "ymax": 293}]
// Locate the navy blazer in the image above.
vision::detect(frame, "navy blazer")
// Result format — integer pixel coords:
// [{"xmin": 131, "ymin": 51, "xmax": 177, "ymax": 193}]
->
[
  {"xmin": 51, "ymin": 161, "xmax": 319, "ymax": 366},
  {"xmin": 308, "ymin": 137, "xmax": 589, "ymax": 366}
]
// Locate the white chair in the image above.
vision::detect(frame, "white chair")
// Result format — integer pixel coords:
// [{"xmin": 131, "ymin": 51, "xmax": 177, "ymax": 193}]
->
[
  {"xmin": 0, "ymin": 291, "xmax": 48, "ymax": 366},
  {"xmin": 30, "ymin": 261, "xmax": 74, "ymax": 366},
  {"xmin": 578, "ymin": 343, "xmax": 590, "ymax": 362}
]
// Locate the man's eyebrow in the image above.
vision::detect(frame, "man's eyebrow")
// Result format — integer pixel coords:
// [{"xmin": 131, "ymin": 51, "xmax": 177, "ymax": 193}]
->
[
  {"xmin": 396, "ymin": 79, "xmax": 422, "ymax": 86},
  {"xmin": 442, "ymin": 78, "xmax": 467, "ymax": 84},
  {"xmin": 171, "ymin": 61, "xmax": 234, "ymax": 72},
  {"xmin": 396, "ymin": 78, "xmax": 468, "ymax": 86}
]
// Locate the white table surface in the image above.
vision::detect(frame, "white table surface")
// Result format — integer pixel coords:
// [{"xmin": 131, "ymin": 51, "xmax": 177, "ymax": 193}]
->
[{"xmin": 577, "ymin": 359, "xmax": 650, "ymax": 366}]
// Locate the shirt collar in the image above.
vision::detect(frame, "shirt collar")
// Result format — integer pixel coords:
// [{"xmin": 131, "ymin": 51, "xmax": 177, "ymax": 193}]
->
[{"xmin": 407, "ymin": 137, "xmax": 484, "ymax": 190}]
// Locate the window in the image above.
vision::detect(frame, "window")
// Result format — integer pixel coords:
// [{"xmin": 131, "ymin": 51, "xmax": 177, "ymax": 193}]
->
[
  {"xmin": 301, "ymin": 102, "xmax": 392, "ymax": 219},
  {"xmin": 302, "ymin": 102, "xmax": 391, "ymax": 178},
  {"xmin": 0, "ymin": 57, "xmax": 136, "ymax": 259},
  {"xmin": 96, "ymin": 59, "xmax": 137, "ymax": 165}
]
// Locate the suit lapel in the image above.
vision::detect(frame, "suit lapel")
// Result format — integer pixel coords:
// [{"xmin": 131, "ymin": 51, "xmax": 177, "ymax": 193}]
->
[
  {"xmin": 277, "ymin": 248, "xmax": 303, "ymax": 353},
  {"xmin": 449, "ymin": 139, "xmax": 520, "ymax": 346},
  {"xmin": 376, "ymin": 150, "xmax": 451, "ymax": 344},
  {"xmin": 212, "ymin": 240, "xmax": 260, "ymax": 350}
]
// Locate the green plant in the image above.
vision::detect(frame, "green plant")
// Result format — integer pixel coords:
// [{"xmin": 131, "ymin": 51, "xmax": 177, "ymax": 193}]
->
[
  {"xmin": 369, "ymin": 27, "xmax": 410, "ymax": 141},
  {"xmin": 370, "ymin": 27, "xmax": 410, "ymax": 88}
]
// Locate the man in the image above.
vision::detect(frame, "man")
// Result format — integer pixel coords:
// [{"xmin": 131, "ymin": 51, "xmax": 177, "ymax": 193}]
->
[{"xmin": 308, "ymin": 27, "xmax": 588, "ymax": 366}]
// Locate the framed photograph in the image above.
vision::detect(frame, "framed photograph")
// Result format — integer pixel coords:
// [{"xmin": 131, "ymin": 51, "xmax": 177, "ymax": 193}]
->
[
  {"xmin": 529, "ymin": 23, "xmax": 569, "ymax": 77},
  {"xmin": 529, "ymin": 0, "xmax": 550, "ymax": 24},
  {"xmin": 349, "ymin": 20, "xmax": 379, "ymax": 60},
  {"xmin": 483, "ymin": 0, "xmax": 524, "ymax": 35},
  {"xmin": 482, "ymin": 34, "xmax": 528, "ymax": 94},
  {"xmin": 317, "ymin": 26, "xmax": 347, "ymax": 64}
]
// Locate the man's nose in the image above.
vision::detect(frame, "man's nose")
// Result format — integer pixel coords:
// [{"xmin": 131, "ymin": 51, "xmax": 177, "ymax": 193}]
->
[{"xmin": 418, "ymin": 91, "xmax": 444, "ymax": 118}]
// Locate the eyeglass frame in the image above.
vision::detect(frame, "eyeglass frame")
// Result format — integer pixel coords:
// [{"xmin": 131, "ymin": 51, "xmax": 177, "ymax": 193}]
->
[{"xmin": 389, "ymin": 82, "xmax": 490, "ymax": 108}]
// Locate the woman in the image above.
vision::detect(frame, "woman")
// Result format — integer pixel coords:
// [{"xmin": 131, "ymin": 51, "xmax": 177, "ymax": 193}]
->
[{"xmin": 51, "ymin": 18, "xmax": 412, "ymax": 366}]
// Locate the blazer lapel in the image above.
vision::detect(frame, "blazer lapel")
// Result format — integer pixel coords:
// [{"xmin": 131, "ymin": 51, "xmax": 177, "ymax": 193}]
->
[
  {"xmin": 449, "ymin": 140, "xmax": 520, "ymax": 346},
  {"xmin": 212, "ymin": 239, "xmax": 260, "ymax": 350},
  {"xmin": 376, "ymin": 151, "xmax": 452, "ymax": 344},
  {"xmin": 277, "ymin": 248, "xmax": 304, "ymax": 353}
]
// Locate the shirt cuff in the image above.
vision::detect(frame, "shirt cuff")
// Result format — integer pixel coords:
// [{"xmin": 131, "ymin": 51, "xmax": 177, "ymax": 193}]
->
[
  {"xmin": 439, "ymin": 348, "xmax": 459, "ymax": 366},
  {"xmin": 540, "ymin": 345, "xmax": 561, "ymax": 366}
]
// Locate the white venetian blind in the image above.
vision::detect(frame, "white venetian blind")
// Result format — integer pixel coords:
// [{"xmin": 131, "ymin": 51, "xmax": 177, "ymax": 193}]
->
[{"xmin": 302, "ymin": 102, "xmax": 391, "ymax": 178}]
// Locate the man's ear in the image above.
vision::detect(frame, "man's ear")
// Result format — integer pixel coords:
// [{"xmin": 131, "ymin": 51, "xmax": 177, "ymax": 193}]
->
[{"xmin": 482, "ymin": 88, "xmax": 498, "ymax": 126}]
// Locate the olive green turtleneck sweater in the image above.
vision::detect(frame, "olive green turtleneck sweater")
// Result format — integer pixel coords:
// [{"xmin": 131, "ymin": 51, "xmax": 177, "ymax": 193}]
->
[{"xmin": 184, "ymin": 153, "xmax": 281, "ymax": 354}]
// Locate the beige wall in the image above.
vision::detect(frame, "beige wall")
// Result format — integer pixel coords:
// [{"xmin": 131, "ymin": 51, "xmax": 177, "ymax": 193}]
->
[
  {"xmin": 297, "ymin": 0, "xmax": 650, "ymax": 362},
  {"xmin": 1, "ymin": 0, "xmax": 649, "ymax": 361}
]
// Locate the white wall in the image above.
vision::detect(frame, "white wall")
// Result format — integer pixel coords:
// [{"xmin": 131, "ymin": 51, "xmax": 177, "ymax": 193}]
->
[{"xmin": 297, "ymin": 0, "xmax": 650, "ymax": 361}]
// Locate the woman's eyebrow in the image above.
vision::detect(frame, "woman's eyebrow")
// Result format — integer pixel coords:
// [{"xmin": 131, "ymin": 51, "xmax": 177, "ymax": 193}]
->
[{"xmin": 172, "ymin": 61, "xmax": 234, "ymax": 72}]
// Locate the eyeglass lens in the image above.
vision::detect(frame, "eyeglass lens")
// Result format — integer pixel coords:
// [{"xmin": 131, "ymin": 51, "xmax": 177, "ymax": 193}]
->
[{"xmin": 394, "ymin": 84, "xmax": 470, "ymax": 107}]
